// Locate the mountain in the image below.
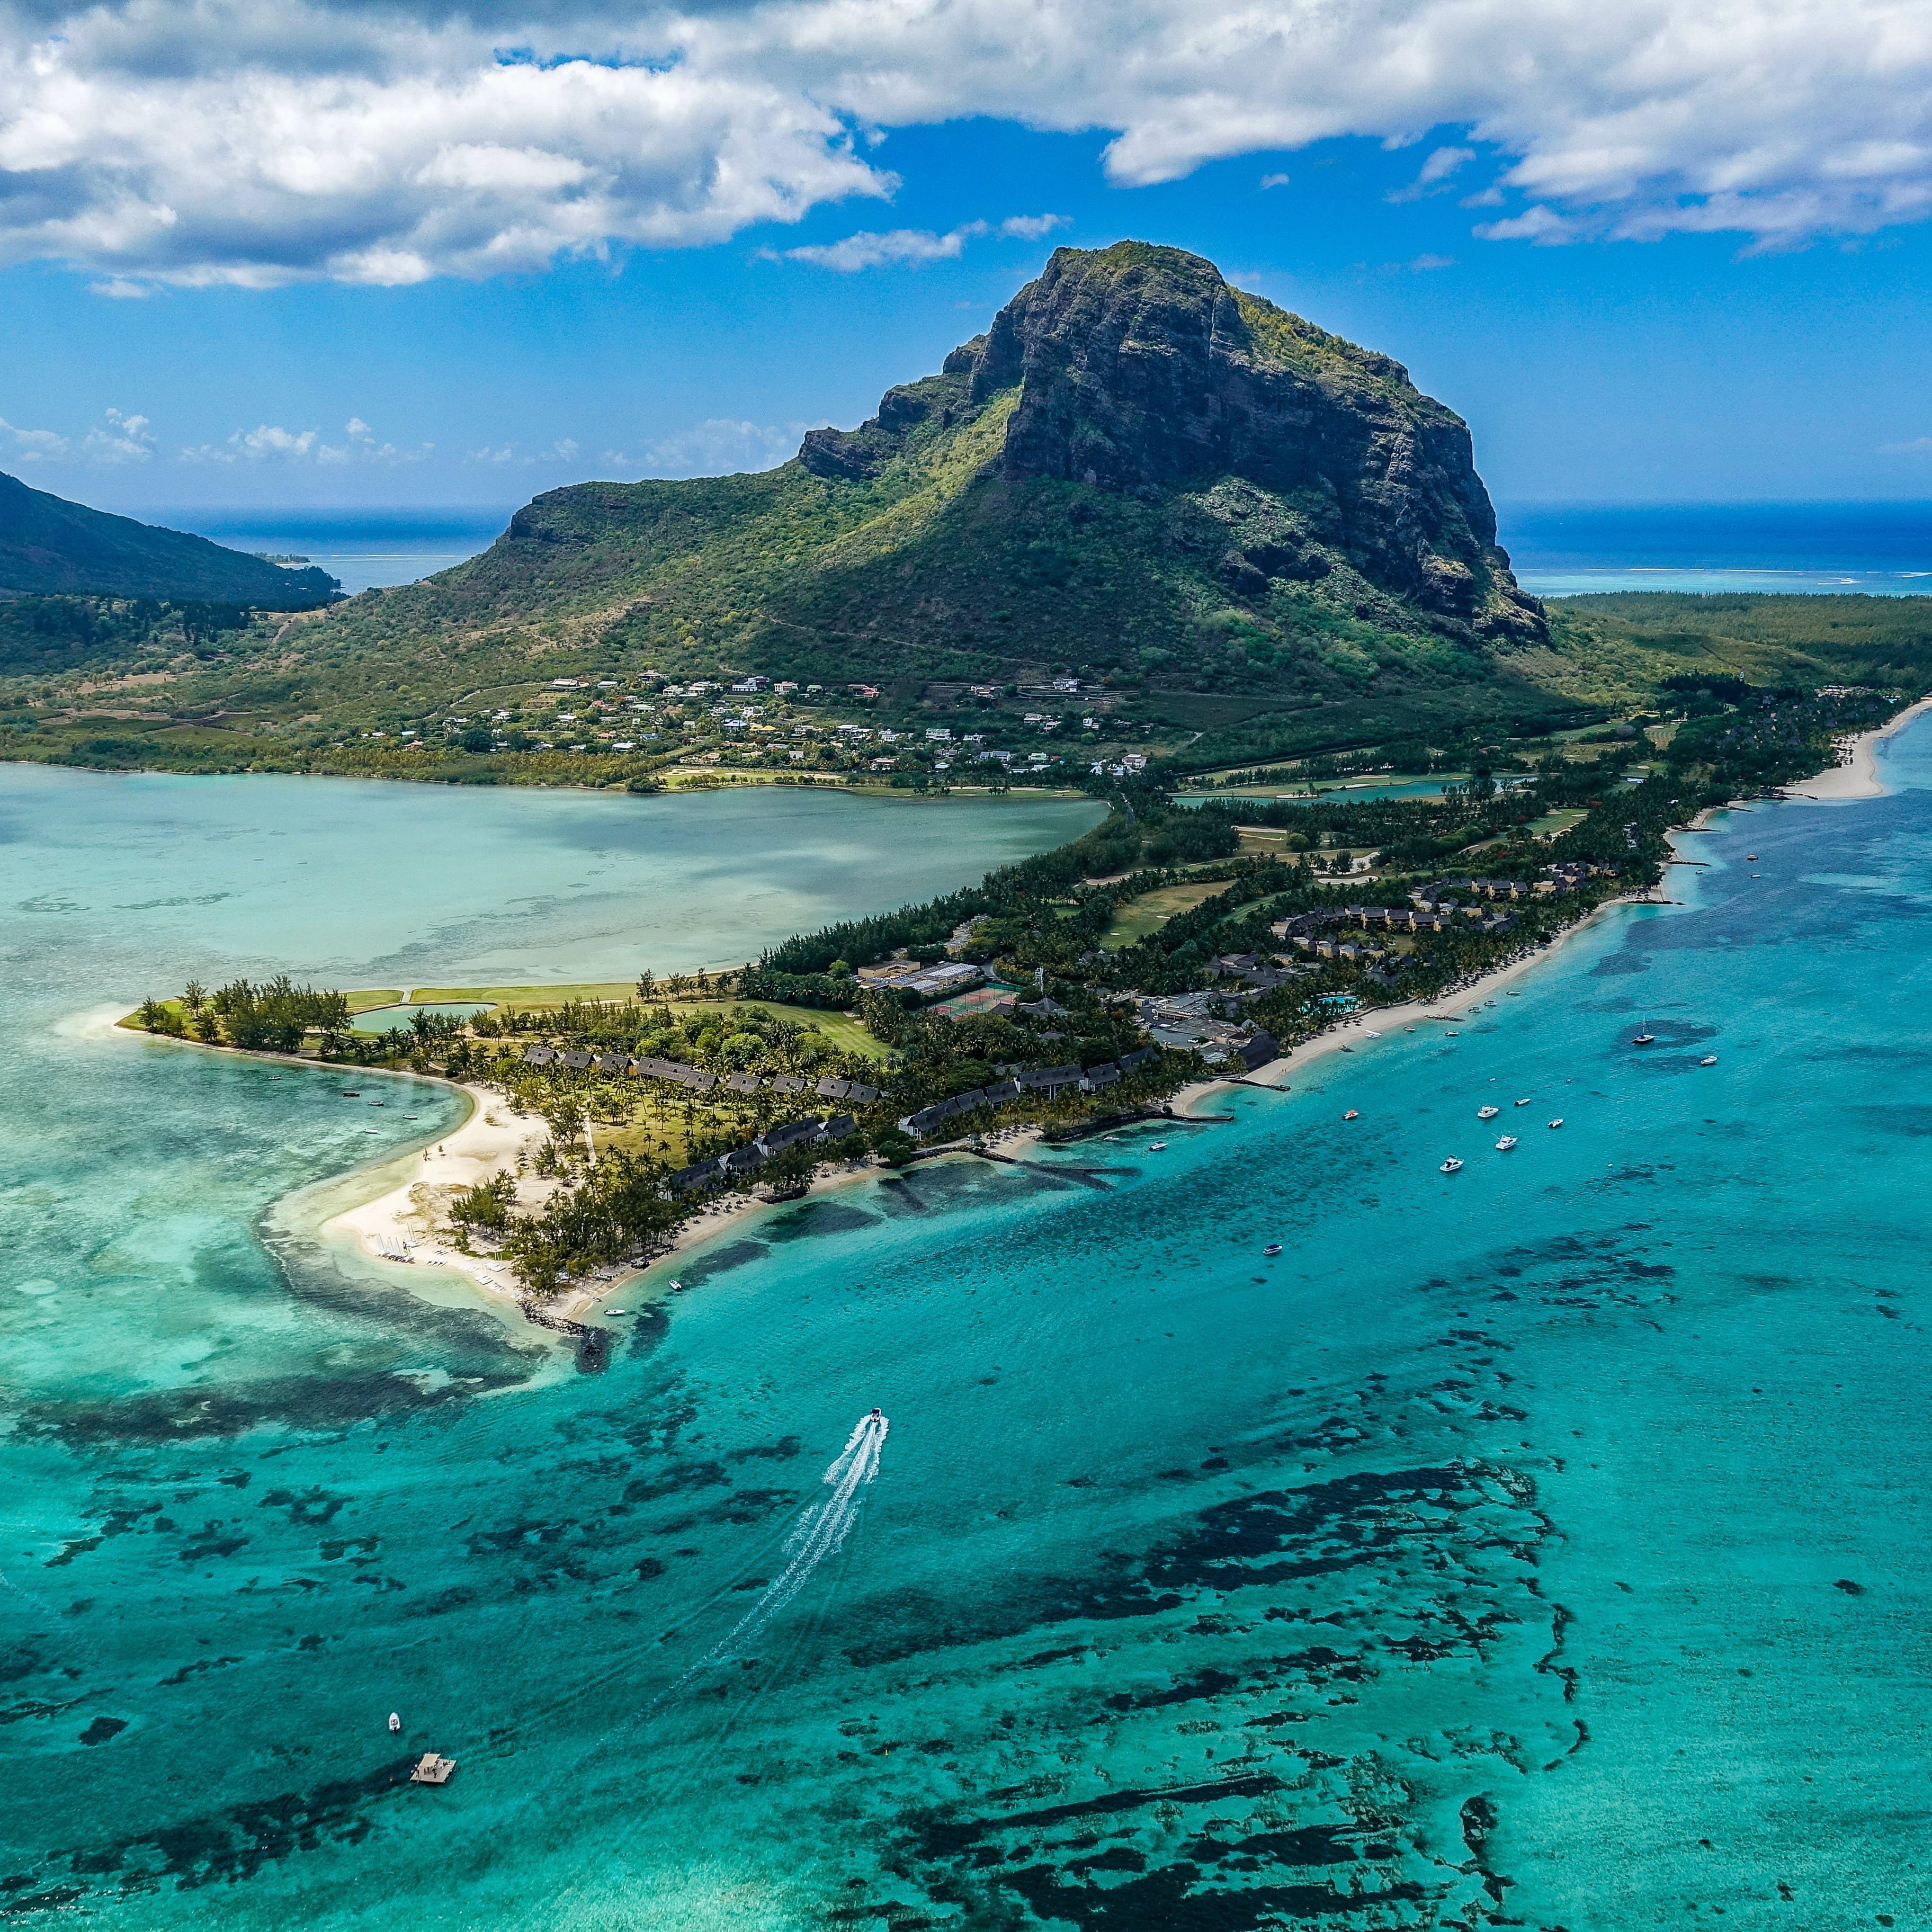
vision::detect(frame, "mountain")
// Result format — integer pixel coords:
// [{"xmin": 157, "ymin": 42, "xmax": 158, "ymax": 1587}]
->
[
  {"xmin": 0, "ymin": 472, "xmax": 339, "ymax": 606},
  {"xmin": 271, "ymin": 240, "xmax": 1569, "ymax": 766}
]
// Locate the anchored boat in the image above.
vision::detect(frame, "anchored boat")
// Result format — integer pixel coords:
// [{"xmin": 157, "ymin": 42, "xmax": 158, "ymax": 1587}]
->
[{"xmin": 1440, "ymin": 1157, "xmax": 1464, "ymax": 1174}]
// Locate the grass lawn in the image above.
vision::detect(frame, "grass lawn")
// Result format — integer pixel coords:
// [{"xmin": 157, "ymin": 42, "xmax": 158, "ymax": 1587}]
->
[
  {"xmin": 1101, "ymin": 879, "xmax": 1237, "ymax": 947},
  {"xmin": 1526, "ymin": 808, "xmax": 1589, "ymax": 838}
]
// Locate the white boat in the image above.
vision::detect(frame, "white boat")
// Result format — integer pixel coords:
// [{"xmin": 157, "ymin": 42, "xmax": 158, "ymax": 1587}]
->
[
  {"xmin": 1548, "ymin": 1118, "xmax": 1564, "ymax": 1129},
  {"xmin": 1514, "ymin": 1097, "xmax": 1531, "ymax": 1107},
  {"xmin": 1148, "ymin": 1141, "xmax": 1168, "ymax": 1151},
  {"xmin": 1440, "ymin": 1157, "xmax": 1464, "ymax": 1174},
  {"xmin": 1263, "ymin": 1242, "xmax": 1283, "ymax": 1257},
  {"xmin": 1699, "ymin": 1054, "xmax": 1718, "ymax": 1066},
  {"xmin": 1477, "ymin": 1105, "xmax": 1500, "ymax": 1119},
  {"xmin": 1495, "ymin": 1135, "xmax": 1518, "ymax": 1150},
  {"xmin": 607, "ymin": 1308, "xmax": 627, "ymax": 1317}
]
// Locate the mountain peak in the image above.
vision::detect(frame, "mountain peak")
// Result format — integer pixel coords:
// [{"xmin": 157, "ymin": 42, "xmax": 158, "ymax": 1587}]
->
[{"xmin": 799, "ymin": 239, "xmax": 1542, "ymax": 642}]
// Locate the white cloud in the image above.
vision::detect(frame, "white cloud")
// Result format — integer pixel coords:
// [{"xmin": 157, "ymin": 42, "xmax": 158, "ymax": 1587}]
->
[
  {"xmin": 777, "ymin": 221, "xmax": 986, "ymax": 269},
  {"xmin": 1390, "ymin": 144, "xmax": 1475, "ymax": 200},
  {"xmin": 83, "ymin": 406, "xmax": 155, "ymax": 461},
  {"xmin": 1878, "ymin": 435, "xmax": 1932, "ymax": 455},
  {"xmin": 179, "ymin": 417, "xmax": 430, "ymax": 463},
  {"xmin": 463, "ymin": 436, "xmax": 583, "ymax": 467},
  {"xmin": 998, "ymin": 212, "xmax": 1070, "ymax": 239},
  {"xmin": 604, "ymin": 416, "xmax": 818, "ymax": 477},
  {"xmin": 1259, "ymin": 173, "xmax": 1291, "ymax": 190},
  {"xmin": 0, "ymin": 416, "xmax": 69, "ymax": 461},
  {"xmin": 1409, "ymin": 252, "xmax": 1455, "ymax": 270},
  {"xmin": 0, "ymin": 0, "xmax": 1928, "ymax": 285},
  {"xmin": 775, "ymin": 212, "xmax": 1065, "ymax": 269}
]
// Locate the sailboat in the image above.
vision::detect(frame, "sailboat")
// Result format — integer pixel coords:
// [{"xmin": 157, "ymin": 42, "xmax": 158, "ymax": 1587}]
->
[{"xmin": 1631, "ymin": 1015, "xmax": 1655, "ymax": 1045}]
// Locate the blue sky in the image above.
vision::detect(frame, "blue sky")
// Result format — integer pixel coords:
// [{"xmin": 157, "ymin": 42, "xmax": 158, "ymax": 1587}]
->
[{"xmin": 3, "ymin": 0, "xmax": 1929, "ymax": 514}]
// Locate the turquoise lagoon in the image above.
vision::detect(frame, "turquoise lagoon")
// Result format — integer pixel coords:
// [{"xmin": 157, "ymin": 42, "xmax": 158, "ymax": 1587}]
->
[{"xmin": 5, "ymin": 742, "xmax": 1932, "ymax": 1928}]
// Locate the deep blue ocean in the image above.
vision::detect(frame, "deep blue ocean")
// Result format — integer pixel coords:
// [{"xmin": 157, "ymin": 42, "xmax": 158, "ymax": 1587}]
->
[
  {"xmin": 147, "ymin": 498, "xmax": 1932, "ymax": 597},
  {"xmin": 7, "ymin": 717, "xmax": 1932, "ymax": 1926},
  {"xmin": 1502, "ymin": 499, "xmax": 1932, "ymax": 596},
  {"xmin": 168, "ymin": 511, "xmax": 515, "ymax": 593}
]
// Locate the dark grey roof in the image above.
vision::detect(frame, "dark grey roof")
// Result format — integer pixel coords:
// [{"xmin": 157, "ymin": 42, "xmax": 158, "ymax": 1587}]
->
[
  {"xmin": 815, "ymin": 1076, "xmax": 851, "ymax": 1099},
  {"xmin": 821, "ymin": 1113, "xmax": 857, "ymax": 1140},
  {"xmin": 1236, "ymin": 1032, "xmax": 1280, "ymax": 1071},
  {"xmin": 845, "ymin": 1083, "xmax": 880, "ymax": 1106},
  {"xmin": 1018, "ymin": 1063, "xmax": 1081, "ymax": 1090},
  {"xmin": 522, "ymin": 1044, "xmax": 554, "ymax": 1065},
  {"xmin": 559, "ymin": 1050, "xmax": 593, "ymax": 1070},
  {"xmin": 724, "ymin": 1072, "xmax": 761, "ymax": 1094}
]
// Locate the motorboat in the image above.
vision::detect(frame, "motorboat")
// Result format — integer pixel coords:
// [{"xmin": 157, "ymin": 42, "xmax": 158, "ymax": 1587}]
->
[
  {"xmin": 1548, "ymin": 1118, "xmax": 1564, "ymax": 1129},
  {"xmin": 1700, "ymin": 1054, "xmax": 1718, "ymax": 1066},
  {"xmin": 607, "ymin": 1308, "xmax": 627, "ymax": 1317},
  {"xmin": 1478, "ymin": 1105, "xmax": 1500, "ymax": 1120},
  {"xmin": 1148, "ymin": 1141, "xmax": 1168, "ymax": 1152},
  {"xmin": 389, "ymin": 1712, "xmax": 401, "ymax": 1734},
  {"xmin": 1440, "ymin": 1157, "xmax": 1464, "ymax": 1174},
  {"xmin": 669, "ymin": 1279, "xmax": 686, "ymax": 1293},
  {"xmin": 1514, "ymin": 1098, "xmax": 1531, "ymax": 1107},
  {"xmin": 1263, "ymin": 1243, "xmax": 1284, "ymax": 1257},
  {"xmin": 1495, "ymin": 1135, "xmax": 1518, "ymax": 1151},
  {"xmin": 1747, "ymin": 854, "xmax": 1758, "ymax": 862},
  {"xmin": 1344, "ymin": 1110, "xmax": 1359, "ymax": 1121},
  {"xmin": 869, "ymin": 1407, "xmax": 885, "ymax": 1421}
]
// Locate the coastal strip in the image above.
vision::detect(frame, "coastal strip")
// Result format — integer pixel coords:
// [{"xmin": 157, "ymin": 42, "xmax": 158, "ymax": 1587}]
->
[{"xmin": 1783, "ymin": 694, "xmax": 1932, "ymax": 801}]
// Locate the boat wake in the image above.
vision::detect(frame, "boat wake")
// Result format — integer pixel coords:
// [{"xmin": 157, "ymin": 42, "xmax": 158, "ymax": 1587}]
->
[{"xmin": 675, "ymin": 1411, "xmax": 889, "ymax": 1686}]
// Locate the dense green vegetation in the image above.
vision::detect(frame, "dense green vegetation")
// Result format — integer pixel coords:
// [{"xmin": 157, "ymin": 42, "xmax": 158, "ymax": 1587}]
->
[{"xmin": 121, "ymin": 669, "xmax": 1914, "ymax": 1302}]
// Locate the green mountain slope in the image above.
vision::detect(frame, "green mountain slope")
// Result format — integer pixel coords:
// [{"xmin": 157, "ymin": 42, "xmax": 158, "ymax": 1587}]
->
[
  {"xmin": 280, "ymin": 241, "xmax": 1575, "ymax": 765},
  {"xmin": 0, "ymin": 472, "xmax": 338, "ymax": 606},
  {"xmin": 7, "ymin": 244, "xmax": 1930, "ymax": 784}
]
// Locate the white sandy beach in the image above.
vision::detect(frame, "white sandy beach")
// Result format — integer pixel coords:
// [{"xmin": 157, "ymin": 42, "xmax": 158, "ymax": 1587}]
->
[
  {"xmin": 1783, "ymin": 694, "xmax": 1932, "ymax": 800},
  {"xmin": 322, "ymin": 1083, "xmax": 553, "ymax": 1305}
]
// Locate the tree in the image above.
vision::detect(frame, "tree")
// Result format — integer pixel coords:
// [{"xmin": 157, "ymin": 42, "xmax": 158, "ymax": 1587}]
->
[
  {"xmin": 182, "ymin": 979, "xmax": 205, "ymax": 1014},
  {"xmin": 636, "ymin": 968, "xmax": 657, "ymax": 1001}
]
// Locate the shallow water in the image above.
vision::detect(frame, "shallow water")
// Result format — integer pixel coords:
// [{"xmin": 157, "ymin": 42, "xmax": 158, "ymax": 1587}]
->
[{"xmin": 6, "ymin": 739, "xmax": 1932, "ymax": 1928}]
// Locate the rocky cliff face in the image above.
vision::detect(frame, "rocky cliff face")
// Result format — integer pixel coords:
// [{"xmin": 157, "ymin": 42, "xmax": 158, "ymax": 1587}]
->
[{"xmin": 801, "ymin": 240, "xmax": 1543, "ymax": 644}]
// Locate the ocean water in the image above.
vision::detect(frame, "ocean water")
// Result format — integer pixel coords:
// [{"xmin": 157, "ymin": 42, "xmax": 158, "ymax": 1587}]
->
[
  {"xmin": 6, "ymin": 736, "xmax": 1932, "ymax": 1928},
  {"xmin": 1502, "ymin": 499, "xmax": 1932, "ymax": 597},
  {"xmin": 158, "ymin": 512, "xmax": 514, "ymax": 593}
]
